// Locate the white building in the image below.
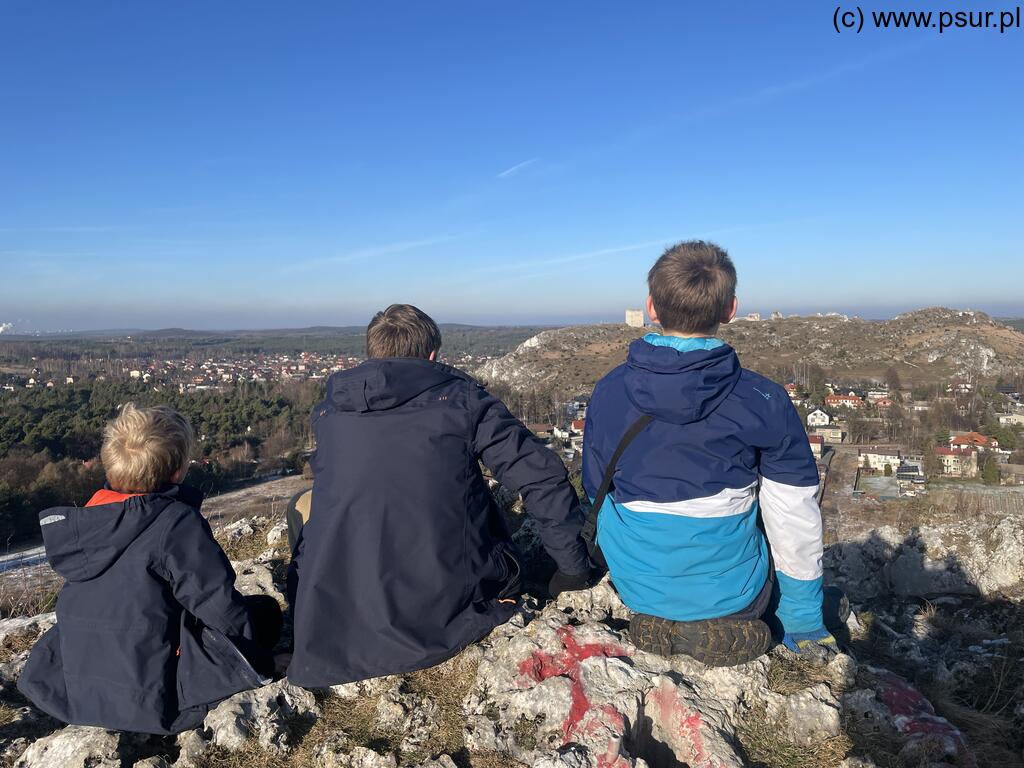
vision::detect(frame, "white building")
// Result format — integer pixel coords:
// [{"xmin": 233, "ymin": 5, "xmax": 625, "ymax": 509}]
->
[
  {"xmin": 998, "ymin": 412, "xmax": 1024, "ymax": 427},
  {"xmin": 806, "ymin": 409, "xmax": 832, "ymax": 427},
  {"xmin": 859, "ymin": 447, "xmax": 901, "ymax": 472}
]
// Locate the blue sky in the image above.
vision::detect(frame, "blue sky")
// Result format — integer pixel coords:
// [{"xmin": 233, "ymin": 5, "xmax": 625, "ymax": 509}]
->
[{"xmin": 1, "ymin": 1, "xmax": 1022, "ymax": 330}]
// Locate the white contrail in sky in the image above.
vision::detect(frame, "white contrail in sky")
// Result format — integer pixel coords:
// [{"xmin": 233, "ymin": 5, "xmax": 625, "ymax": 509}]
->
[{"xmin": 496, "ymin": 158, "xmax": 539, "ymax": 179}]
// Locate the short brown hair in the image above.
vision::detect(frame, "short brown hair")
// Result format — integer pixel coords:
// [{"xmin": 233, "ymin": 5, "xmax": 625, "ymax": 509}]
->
[
  {"xmin": 366, "ymin": 304, "xmax": 442, "ymax": 359},
  {"xmin": 647, "ymin": 240, "xmax": 737, "ymax": 334},
  {"xmin": 101, "ymin": 403, "xmax": 195, "ymax": 493}
]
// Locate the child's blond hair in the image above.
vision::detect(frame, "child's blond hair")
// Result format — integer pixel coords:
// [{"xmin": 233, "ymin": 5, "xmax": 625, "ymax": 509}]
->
[{"xmin": 100, "ymin": 403, "xmax": 195, "ymax": 493}]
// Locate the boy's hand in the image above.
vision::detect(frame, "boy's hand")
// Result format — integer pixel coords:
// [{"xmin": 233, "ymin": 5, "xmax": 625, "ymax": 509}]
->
[
  {"xmin": 782, "ymin": 627, "xmax": 838, "ymax": 663},
  {"xmin": 548, "ymin": 568, "xmax": 598, "ymax": 598}
]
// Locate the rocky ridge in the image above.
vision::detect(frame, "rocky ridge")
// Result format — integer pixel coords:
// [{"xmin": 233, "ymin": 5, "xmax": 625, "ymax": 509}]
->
[
  {"xmin": 4, "ymin": 497, "xmax": 1022, "ymax": 767},
  {"xmin": 473, "ymin": 308, "xmax": 1024, "ymax": 396}
]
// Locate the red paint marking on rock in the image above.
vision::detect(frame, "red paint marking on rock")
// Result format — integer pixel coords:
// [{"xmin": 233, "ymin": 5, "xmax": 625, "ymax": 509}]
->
[
  {"xmin": 647, "ymin": 682, "xmax": 723, "ymax": 768},
  {"xmin": 516, "ymin": 625, "xmax": 630, "ymax": 741},
  {"xmin": 595, "ymin": 738, "xmax": 633, "ymax": 768},
  {"xmin": 873, "ymin": 669, "xmax": 976, "ymax": 768}
]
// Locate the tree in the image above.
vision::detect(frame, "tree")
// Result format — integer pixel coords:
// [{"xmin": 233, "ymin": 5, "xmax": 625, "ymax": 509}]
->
[
  {"xmin": 883, "ymin": 463, "xmax": 893, "ymax": 477},
  {"xmin": 981, "ymin": 455, "xmax": 1000, "ymax": 485},
  {"xmin": 847, "ymin": 412, "xmax": 873, "ymax": 444},
  {"xmin": 885, "ymin": 367, "xmax": 902, "ymax": 393}
]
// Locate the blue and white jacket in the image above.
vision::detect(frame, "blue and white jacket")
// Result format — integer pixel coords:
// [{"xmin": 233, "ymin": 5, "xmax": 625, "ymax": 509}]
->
[{"xmin": 582, "ymin": 334, "xmax": 824, "ymax": 634}]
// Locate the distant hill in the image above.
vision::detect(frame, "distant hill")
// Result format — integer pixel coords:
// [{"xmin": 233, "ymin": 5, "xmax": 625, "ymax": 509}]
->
[
  {"xmin": 474, "ymin": 308, "xmax": 1024, "ymax": 396},
  {"xmin": 0, "ymin": 324, "xmax": 553, "ymax": 364}
]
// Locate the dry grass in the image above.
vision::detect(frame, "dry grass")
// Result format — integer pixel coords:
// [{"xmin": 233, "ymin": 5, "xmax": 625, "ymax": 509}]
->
[
  {"xmin": 736, "ymin": 705, "xmax": 854, "ymax": 768},
  {"xmin": 215, "ymin": 518, "xmax": 278, "ymax": 562},
  {"xmin": 848, "ymin": 604, "xmax": 1024, "ymax": 767},
  {"xmin": 765, "ymin": 654, "xmax": 840, "ymax": 697},
  {"xmin": 0, "ymin": 570, "xmax": 62, "ymax": 619},
  {"xmin": 919, "ymin": 601, "xmax": 998, "ymax": 644},
  {"xmin": 403, "ymin": 652, "xmax": 481, "ymax": 761},
  {"xmin": 193, "ymin": 648, "xmax": 484, "ymax": 768},
  {"xmin": 0, "ymin": 628, "xmax": 39, "ymax": 663},
  {"xmin": 0, "ymin": 702, "xmax": 16, "ymax": 729}
]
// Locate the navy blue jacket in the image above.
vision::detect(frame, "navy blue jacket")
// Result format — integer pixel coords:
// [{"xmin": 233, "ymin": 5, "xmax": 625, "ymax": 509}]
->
[
  {"xmin": 583, "ymin": 335, "xmax": 825, "ymax": 634},
  {"xmin": 18, "ymin": 485, "xmax": 267, "ymax": 734},
  {"xmin": 287, "ymin": 358, "xmax": 589, "ymax": 687}
]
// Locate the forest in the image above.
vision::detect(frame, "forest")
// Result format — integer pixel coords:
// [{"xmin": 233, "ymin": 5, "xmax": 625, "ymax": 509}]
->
[{"xmin": 0, "ymin": 378, "xmax": 324, "ymax": 544}]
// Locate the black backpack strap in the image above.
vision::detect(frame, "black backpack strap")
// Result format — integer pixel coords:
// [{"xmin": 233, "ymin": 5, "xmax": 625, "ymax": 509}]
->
[{"xmin": 581, "ymin": 414, "xmax": 653, "ymax": 567}]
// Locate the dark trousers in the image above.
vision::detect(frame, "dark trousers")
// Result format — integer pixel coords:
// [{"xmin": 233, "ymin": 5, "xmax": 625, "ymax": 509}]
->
[{"xmin": 237, "ymin": 594, "xmax": 283, "ymax": 677}]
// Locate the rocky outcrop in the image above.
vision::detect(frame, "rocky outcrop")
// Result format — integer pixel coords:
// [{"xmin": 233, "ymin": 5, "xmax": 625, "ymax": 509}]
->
[
  {"xmin": 825, "ymin": 518, "xmax": 1024, "ymax": 600},
  {"xmin": 2, "ymin": 517, "xmax": 1005, "ymax": 768},
  {"xmin": 473, "ymin": 308, "xmax": 1024, "ymax": 396}
]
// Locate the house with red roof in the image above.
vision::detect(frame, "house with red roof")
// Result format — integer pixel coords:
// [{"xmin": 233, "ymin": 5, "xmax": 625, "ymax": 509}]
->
[
  {"xmin": 825, "ymin": 394, "xmax": 863, "ymax": 409},
  {"xmin": 949, "ymin": 432, "xmax": 997, "ymax": 451},
  {"xmin": 935, "ymin": 446, "xmax": 979, "ymax": 478},
  {"xmin": 807, "ymin": 434, "xmax": 824, "ymax": 459}
]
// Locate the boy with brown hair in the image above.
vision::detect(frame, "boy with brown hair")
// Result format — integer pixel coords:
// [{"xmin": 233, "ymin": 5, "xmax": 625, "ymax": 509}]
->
[
  {"xmin": 582, "ymin": 241, "xmax": 844, "ymax": 666},
  {"xmin": 19, "ymin": 404, "xmax": 281, "ymax": 734},
  {"xmin": 287, "ymin": 304, "xmax": 593, "ymax": 686}
]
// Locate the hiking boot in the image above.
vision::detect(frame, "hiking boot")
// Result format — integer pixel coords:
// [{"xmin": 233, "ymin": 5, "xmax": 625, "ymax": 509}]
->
[
  {"xmin": 629, "ymin": 614, "xmax": 772, "ymax": 667},
  {"xmin": 823, "ymin": 586, "xmax": 851, "ymax": 633}
]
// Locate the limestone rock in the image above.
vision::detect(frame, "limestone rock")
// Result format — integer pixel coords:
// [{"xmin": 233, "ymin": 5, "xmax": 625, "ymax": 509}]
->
[
  {"xmin": 373, "ymin": 681, "xmax": 441, "ymax": 754},
  {"xmin": 14, "ymin": 725, "xmax": 122, "ymax": 768},
  {"xmin": 763, "ymin": 683, "xmax": 842, "ymax": 745},
  {"xmin": 825, "ymin": 518, "xmax": 1024, "ymax": 601},
  {"xmin": 265, "ymin": 521, "xmax": 289, "ymax": 548},
  {"xmin": 410, "ymin": 757, "xmax": 459, "ymax": 768},
  {"xmin": 463, "ymin": 604, "xmax": 750, "ymax": 767},
  {"xmin": 171, "ymin": 729, "xmax": 210, "ymax": 767},
  {"xmin": 329, "ymin": 674, "xmax": 400, "ymax": 700},
  {"xmin": 0, "ymin": 613, "xmax": 56, "ymax": 644},
  {"xmin": 203, "ymin": 679, "xmax": 318, "ymax": 753},
  {"xmin": 312, "ymin": 745, "xmax": 398, "ymax": 768},
  {"xmin": 231, "ymin": 561, "xmax": 284, "ymax": 601}
]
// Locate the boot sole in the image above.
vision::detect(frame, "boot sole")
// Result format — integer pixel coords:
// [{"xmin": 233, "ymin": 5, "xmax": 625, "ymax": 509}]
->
[{"xmin": 630, "ymin": 614, "xmax": 772, "ymax": 667}]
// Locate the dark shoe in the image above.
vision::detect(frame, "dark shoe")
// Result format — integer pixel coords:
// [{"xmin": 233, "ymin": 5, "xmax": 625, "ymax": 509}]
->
[
  {"xmin": 548, "ymin": 568, "xmax": 598, "ymax": 599},
  {"xmin": 823, "ymin": 586, "xmax": 851, "ymax": 633},
  {"xmin": 629, "ymin": 614, "xmax": 772, "ymax": 667}
]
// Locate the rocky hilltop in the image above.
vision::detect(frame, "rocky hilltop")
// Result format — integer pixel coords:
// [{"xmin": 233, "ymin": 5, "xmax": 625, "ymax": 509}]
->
[
  {"xmin": 474, "ymin": 309, "xmax": 1024, "ymax": 397},
  {"xmin": 1, "ymin": 478, "xmax": 1022, "ymax": 768}
]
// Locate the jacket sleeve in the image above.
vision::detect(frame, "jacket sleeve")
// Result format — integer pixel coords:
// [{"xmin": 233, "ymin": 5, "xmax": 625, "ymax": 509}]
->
[
  {"xmin": 581, "ymin": 400, "xmax": 604, "ymax": 500},
  {"xmin": 471, "ymin": 384, "xmax": 590, "ymax": 575},
  {"xmin": 160, "ymin": 506, "xmax": 252, "ymax": 638},
  {"xmin": 758, "ymin": 401, "xmax": 825, "ymax": 634}
]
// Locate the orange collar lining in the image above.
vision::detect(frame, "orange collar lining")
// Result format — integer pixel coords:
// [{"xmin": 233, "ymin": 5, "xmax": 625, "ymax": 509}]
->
[{"xmin": 85, "ymin": 489, "xmax": 145, "ymax": 508}]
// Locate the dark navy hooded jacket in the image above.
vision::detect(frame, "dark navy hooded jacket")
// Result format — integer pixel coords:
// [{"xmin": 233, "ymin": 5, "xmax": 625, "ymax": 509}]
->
[
  {"xmin": 287, "ymin": 358, "xmax": 589, "ymax": 688},
  {"xmin": 583, "ymin": 335, "xmax": 825, "ymax": 634},
  {"xmin": 18, "ymin": 485, "xmax": 268, "ymax": 734}
]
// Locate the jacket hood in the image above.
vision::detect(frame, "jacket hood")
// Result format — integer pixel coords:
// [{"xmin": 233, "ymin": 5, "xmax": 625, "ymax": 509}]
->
[
  {"xmin": 622, "ymin": 339, "xmax": 741, "ymax": 425},
  {"xmin": 40, "ymin": 484, "xmax": 203, "ymax": 581},
  {"xmin": 326, "ymin": 358, "xmax": 464, "ymax": 412}
]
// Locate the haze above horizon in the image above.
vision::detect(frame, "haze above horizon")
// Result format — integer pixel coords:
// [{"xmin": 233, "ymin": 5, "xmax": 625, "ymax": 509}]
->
[{"xmin": 1, "ymin": 2, "xmax": 1022, "ymax": 332}]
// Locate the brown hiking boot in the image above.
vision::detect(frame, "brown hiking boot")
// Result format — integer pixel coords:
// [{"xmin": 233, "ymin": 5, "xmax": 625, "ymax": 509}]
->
[{"xmin": 629, "ymin": 614, "xmax": 772, "ymax": 667}]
